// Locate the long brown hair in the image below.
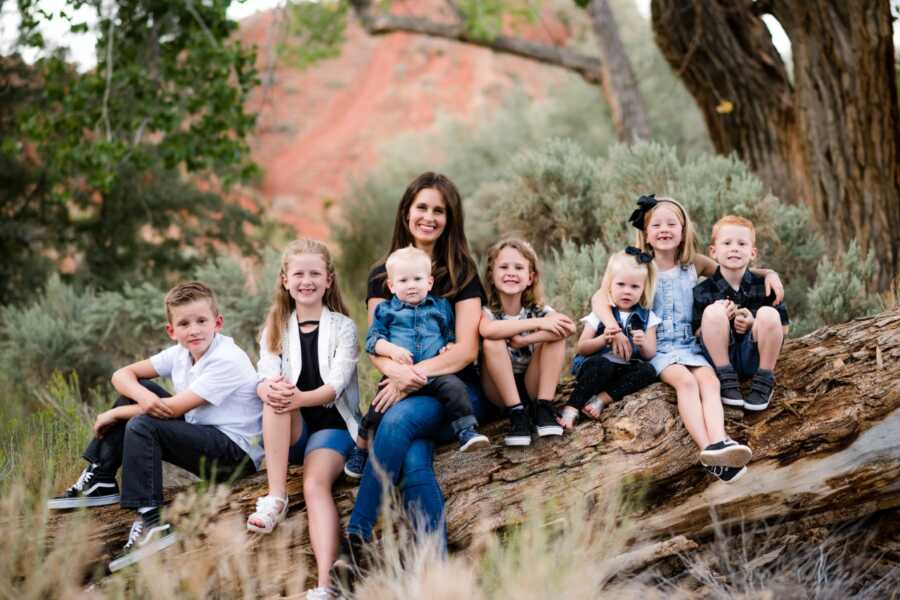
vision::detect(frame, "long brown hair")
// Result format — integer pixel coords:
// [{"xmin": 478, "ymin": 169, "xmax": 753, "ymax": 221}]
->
[
  {"xmin": 263, "ymin": 239, "xmax": 349, "ymax": 353},
  {"xmin": 634, "ymin": 197, "xmax": 697, "ymax": 267},
  {"xmin": 483, "ymin": 238, "xmax": 545, "ymax": 315},
  {"xmin": 375, "ymin": 172, "xmax": 477, "ymax": 298}
]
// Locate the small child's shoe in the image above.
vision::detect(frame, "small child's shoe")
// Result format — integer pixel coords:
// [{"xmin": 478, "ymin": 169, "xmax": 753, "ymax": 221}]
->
[
  {"xmin": 458, "ymin": 427, "xmax": 490, "ymax": 452},
  {"xmin": 700, "ymin": 438, "xmax": 752, "ymax": 468},
  {"xmin": 705, "ymin": 464, "xmax": 747, "ymax": 484},
  {"xmin": 715, "ymin": 365, "xmax": 744, "ymax": 408},
  {"xmin": 532, "ymin": 400, "xmax": 563, "ymax": 437},
  {"xmin": 344, "ymin": 446, "xmax": 368, "ymax": 480},
  {"xmin": 745, "ymin": 369, "xmax": 775, "ymax": 411},
  {"xmin": 504, "ymin": 406, "xmax": 532, "ymax": 447},
  {"xmin": 557, "ymin": 406, "xmax": 579, "ymax": 431}
]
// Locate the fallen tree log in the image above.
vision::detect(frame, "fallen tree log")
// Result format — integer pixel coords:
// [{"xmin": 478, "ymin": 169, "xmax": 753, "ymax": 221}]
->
[{"xmin": 50, "ymin": 309, "xmax": 900, "ymax": 577}]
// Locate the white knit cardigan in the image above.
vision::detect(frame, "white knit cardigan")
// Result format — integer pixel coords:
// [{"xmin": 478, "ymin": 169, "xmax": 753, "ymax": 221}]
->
[{"xmin": 257, "ymin": 307, "xmax": 362, "ymax": 441}]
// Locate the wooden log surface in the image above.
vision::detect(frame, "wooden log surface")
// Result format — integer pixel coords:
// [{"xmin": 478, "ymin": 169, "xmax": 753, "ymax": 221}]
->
[{"xmin": 49, "ymin": 309, "xmax": 900, "ymax": 575}]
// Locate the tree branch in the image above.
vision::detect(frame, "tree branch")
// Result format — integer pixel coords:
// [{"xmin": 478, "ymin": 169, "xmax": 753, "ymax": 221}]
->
[{"xmin": 348, "ymin": 0, "xmax": 604, "ymax": 83}]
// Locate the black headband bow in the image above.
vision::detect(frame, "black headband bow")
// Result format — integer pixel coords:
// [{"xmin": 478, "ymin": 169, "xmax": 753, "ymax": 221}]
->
[
  {"xmin": 625, "ymin": 246, "xmax": 653, "ymax": 264},
  {"xmin": 628, "ymin": 194, "xmax": 657, "ymax": 230}
]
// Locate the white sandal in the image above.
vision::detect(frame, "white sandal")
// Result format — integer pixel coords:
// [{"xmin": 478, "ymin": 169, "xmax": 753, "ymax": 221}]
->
[
  {"xmin": 246, "ymin": 495, "xmax": 288, "ymax": 534},
  {"xmin": 557, "ymin": 406, "xmax": 579, "ymax": 431},
  {"xmin": 582, "ymin": 395, "xmax": 605, "ymax": 419}
]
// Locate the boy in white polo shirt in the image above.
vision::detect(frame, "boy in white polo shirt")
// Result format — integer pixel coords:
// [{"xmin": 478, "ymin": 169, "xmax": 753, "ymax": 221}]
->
[{"xmin": 47, "ymin": 281, "xmax": 263, "ymax": 571}]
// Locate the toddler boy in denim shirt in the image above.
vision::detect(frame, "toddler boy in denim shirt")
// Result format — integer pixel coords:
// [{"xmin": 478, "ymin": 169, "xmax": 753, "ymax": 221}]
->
[{"xmin": 344, "ymin": 247, "xmax": 490, "ymax": 477}]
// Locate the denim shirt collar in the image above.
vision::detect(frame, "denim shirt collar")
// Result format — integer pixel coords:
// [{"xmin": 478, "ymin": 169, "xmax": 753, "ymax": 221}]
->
[
  {"xmin": 712, "ymin": 267, "xmax": 754, "ymax": 296},
  {"xmin": 388, "ymin": 293, "xmax": 439, "ymax": 310}
]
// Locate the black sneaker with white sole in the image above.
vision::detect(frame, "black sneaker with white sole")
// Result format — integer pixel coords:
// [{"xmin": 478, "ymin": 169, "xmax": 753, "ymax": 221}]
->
[
  {"xmin": 699, "ymin": 438, "xmax": 752, "ymax": 468},
  {"xmin": 715, "ymin": 365, "xmax": 745, "ymax": 408},
  {"xmin": 108, "ymin": 511, "xmax": 178, "ymax": 572},
  {"xmin": 457, "ymin": 427, "xmax": 491, "ymax": 452},
  {"xmin": 532, "ymin": 400, "xmax": 563, "ymax": 437},
  {"xmin": 504, "ymin": 407, "xmax": 532, "ymax": 447},
  {"xmin": 705, "ymin": 464, "xmax": 748, "ymax": 484},
  {"xmin": 745, "ymin": 369, "xmax": 775, "ymax": 411},
  {"xmin": 47, "ymin": 463, "xmax": 120, "ymax": 510}
]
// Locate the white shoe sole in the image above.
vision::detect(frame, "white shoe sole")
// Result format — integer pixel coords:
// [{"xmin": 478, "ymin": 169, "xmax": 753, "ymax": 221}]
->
[
  {"xmin": 700, "ymin": 444, "xmax": 752, "ymax": 468},
  {"xmin": 504, "ymin": 435, "xmax": 532, "ymax": 447},
  {"xmin": 536, "ymin": 424, "xmax": 563, "ymax": 437},
  {"xmin": 722, "ymin": 397, "xmax": 745, "ymax": 408},
  {"xmin": 343, "ymin": 465, "xmax": 363, "ymax": 480},
  {"xmin": 459, "ymin": 435, "xmax": 490, "ymax": 452},
  {"xmin": 47, "ymin": 494, "xmax": 120, "ymax": 510},
  {"xmin": 721, "ymin": 466, "xmax": 748, "ymax": 484},
  {"xmin": 744, "ymin": 389, "xmax": 773, "ymax": 411},
  {"xmin": 108, "ymin": 531, "xmax": 178, "ymax": 572}
]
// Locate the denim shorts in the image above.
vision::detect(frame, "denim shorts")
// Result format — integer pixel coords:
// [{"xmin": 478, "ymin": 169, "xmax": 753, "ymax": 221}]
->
[
  {"xmin": 700, "ymin": 330, "xmax": 759, "ymax": 380},
  {"xmin": 287, "ymin": 424, "xmax": 355, "ymax": 465}
]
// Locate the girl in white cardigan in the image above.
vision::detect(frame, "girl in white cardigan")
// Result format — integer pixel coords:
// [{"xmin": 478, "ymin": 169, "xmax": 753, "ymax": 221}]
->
[{"xmin": 247, "ymin": 239, "xmax": 362, "ymax": 599}]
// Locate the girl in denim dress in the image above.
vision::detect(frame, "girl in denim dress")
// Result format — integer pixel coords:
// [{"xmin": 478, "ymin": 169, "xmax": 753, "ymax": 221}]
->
[{"xmin": 593, "ymin": 196, "xmax": 783, "ymax": 483}]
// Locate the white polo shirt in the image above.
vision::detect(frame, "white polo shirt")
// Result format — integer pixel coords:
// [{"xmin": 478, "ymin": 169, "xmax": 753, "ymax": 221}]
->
[{"xmin": 150, "ymin": 333, "xmax": 264, "ymax": 469}]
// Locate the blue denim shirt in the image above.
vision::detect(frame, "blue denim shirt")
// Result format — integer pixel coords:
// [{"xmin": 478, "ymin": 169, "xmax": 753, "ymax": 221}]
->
[{"xmin": 365, "ymin": 294, "xmax": 455, "ymax": 363}]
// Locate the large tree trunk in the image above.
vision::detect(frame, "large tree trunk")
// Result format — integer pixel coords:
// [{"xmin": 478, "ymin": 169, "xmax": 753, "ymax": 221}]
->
[
  {"xmin": 652, "ymin": 0, "xmax": 900, "ymax": 291},
  {"xmin": 51, "ymin": 309, "xmax": 900, "ymax": 582}
]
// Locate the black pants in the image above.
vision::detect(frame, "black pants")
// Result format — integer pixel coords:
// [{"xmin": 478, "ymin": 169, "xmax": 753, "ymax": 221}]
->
[
  {"xmin": 567, "ymin": 355, "xmax": 657, "ymax": 409},
  {"xmin": 83, "ymin": 379, "xmax": 255, "ymax": 509},
  {"xmin": 361, "ymin": 374, "xmax": 476, "ymax": 438}
]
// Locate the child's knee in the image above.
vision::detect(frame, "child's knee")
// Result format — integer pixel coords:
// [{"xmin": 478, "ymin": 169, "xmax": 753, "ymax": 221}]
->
[
  {"xmin": 701, "ymin": 303, "xmax": 729, "ymax": 326},
  {"xmin": 756, "ymin": 306, "xmax": 782, "ymax": 329},
  {"xmin": 303, "ymin": 473, "xmax": 331, "ymax": 497},
  {"xmin": 125, "ymin": 414, "xmax": 154, "ymax": 436},
  {"xmin": 482, "ymin": 338, "xmax": 507, "ymax": 355}
]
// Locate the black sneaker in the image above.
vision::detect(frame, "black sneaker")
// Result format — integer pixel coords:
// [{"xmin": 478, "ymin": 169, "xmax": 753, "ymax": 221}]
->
[
  {"xmin": 532, "ymin": 400, "xmax": 563, "ymax": 437},
  {"xmin": 458, "ymin": 427, "xmax": 490, "ymax": 452},
  {"xmin": 504, "ymin": 407, "xmax": 532, "ymax": 447},
  {"xmin": 715, "ymin": 365, "xmax": 744, "ymax": 408},
  {"xmin": 700, "ymin": 438, "xmax": 752, "ymax": 468},
  {"xmin": 705, "ymin": 464, "xmax": 748, "ymax": 484},
  {"xmin": 108, "ymin": 511, "xmax": 177, "ymax": 572},
  {"xmin": 330, "ymin": 532, "xmax": 366, "ymax": 593},
  {"xmin": 47, "ymin": 463, "xmax": 120, "ymax": 510},
  {"xmin": 745, "ymin": 369, "xmax": 775, "ymax": 411},
  {"xmin": 343, "ymin": 446, "xmax": 368, "ymax": 480}
]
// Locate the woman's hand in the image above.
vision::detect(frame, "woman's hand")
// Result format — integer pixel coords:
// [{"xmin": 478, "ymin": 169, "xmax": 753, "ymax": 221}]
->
[
  {"xmin": 371, "ymin": 379, "xmax": 407, "ymax": 413},
  {"xmin": 92, "ymin": 410, "xmax": 118, "ymax": 438},
  {"xmin": 538, "ymin": 313, "xmax": 576, "ymax": 337},
  {"xmin": 764, "ymin": 271, "xmax": 785, "ymax": 305},
  {"xmin": 382, "ymin": 361, "xmax": 428, "ymax": 393}
]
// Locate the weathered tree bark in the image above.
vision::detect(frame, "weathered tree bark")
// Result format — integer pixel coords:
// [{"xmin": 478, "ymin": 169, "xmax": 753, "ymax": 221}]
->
[
  {"xmin": 652, "ymin": 0, "xmax": 900, "ymax": 291},
  {"xmin": 347, "ymin": 0, "xmax": 651, "ymax": 143},
  {"xmin": 51, "ymin": 309, "xmax": 900, "ymax": 580}
]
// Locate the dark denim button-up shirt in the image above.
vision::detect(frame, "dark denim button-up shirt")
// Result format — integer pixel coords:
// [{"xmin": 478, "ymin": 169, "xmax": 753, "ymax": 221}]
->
[{"xmin": 365, "ymin": 294, "xmax": 455, "ymax": 363}]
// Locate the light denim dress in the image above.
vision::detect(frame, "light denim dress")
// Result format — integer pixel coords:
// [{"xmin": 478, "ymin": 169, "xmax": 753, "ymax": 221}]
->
[{"xmin": 650, "ymin": 264, "xmax": 711, "ymax": 375}]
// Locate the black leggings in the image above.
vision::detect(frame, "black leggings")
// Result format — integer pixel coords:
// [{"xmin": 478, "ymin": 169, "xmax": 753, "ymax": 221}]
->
[{"xmin": 567, "ymin": 354, "xmax": 657, "ymax": 409}]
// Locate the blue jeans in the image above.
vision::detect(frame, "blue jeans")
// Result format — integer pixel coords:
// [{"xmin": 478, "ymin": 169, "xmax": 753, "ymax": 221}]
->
[{"xmin": 346, "ymin": 381, "xmax": 499, "ymax": 548}]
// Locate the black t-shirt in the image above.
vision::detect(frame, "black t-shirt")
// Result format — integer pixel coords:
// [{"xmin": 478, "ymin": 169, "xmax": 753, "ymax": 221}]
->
[
  {"xmin": 366, "ymin": 261, "xmax": 485, "ymax": 383},
  {"xmin": 296, "ymin": 324, "xmax": 347, "ymax": 433}
]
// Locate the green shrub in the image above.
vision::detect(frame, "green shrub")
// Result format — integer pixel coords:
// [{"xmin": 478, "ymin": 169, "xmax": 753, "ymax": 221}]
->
[{"xmin": 806, "ymin": 241, "xmax": 882, "ymax": 327}]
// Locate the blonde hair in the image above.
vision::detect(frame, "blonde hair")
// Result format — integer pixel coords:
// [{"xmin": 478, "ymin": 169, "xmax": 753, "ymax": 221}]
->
[
  {"xmin": 263, "ymin": 239, "xmax": 349, "ymax": 354},
  {"xmin": 385, "ymin": 246, "xmax": 433, "ymax": 278},
  {"xmin": 634, "ymin": 197, "xmax": 697, "ymax": 266},
  {"xmin": 483, "ymin": 238, "xmax": 545, "ymax": 315},
  {"xmin": 164, "ymin": 281, "xmax": 219, "ymax": 323},
  {"xmin": 711, "ymin": 214, "xmax": 756, "ymax": 244},
  {"xmin": 600, "ymin": 251, "xmax": 658, "ymax": 309}
]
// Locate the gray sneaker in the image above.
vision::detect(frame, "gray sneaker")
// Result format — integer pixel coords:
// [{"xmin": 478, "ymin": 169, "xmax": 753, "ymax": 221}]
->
[
  {"xmin": 715, "ymin": 365, "xmax": 744, "ymax": 408},
  {"xmin": 745, "ymin": 369, "xmax": 775, "ymax": 411}
]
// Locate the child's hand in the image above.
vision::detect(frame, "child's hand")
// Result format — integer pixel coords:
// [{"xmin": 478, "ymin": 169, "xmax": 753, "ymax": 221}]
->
[
  {"xmin": 632, "ymin": 329, "xmax": 647, "ymax": 348},
  {"xmin": 716, "ymin": 299, "xmax": 737, "ymax": 320},
  {"xmin": 540, "ymin": 313, "xmax": 576, "ymax": 337},
  {"xmin": 92, "ymin": 410, "xmax": 118, "ymax": 438},
  {"xmin": 390, "ymin": 347, "xmax": 414, "ymax": 365},
  {"xmin": 764, "ymin": 271, "xmax": 784, "ymax": 305},
  {"xmin": 439, "ymin": 342, "xmax": 455, "ymax": 354},
  {"xmin": 734, "ymin": 307, "xmax": 754, "ymax": 334},
  {"xmin": 509, "ymin": 335, "xmax": 529, "ymax": 349},
  {"xmin": 138, "ymin": 396, "xmax": 174, "ymax": 419}
]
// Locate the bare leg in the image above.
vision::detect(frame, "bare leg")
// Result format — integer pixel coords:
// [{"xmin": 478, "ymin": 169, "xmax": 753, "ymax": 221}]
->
[
  {"xmin": 524, "ymin": 338, "xmax": 566, "ymax": 401},
  {"xmin": 303, "ymin": 448, "xmax": 346, "ymax": 589},
  {"xmin": 660, "ymin": 364, "xmax": 710, "ymax": 449},
  {"xmin": 700, "ymin": 303, "xmax": 732, "ymax": 367},
  {"xmin": 263, "ymin": 404, "xmax": 302, "ymax": 498},
  {"xmin": 481, "ymin": 338, "xmax": 522, "ymax": 408},
  {"xmin": 691, "ymin": 366, "xmax": 727, "ymax": 442},
  {"xmin": 753, "ymin": 306, "xmax": 784, "ymax": 370}
]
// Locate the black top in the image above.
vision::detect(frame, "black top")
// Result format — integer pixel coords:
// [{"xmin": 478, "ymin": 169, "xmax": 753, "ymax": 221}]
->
[
  {"xmin": 366, "ymin": 261, "xmax": 485, "ymax": 384},
  {"xmin": 691, "ymin": 267, "xmax": 790, "ymax": 337},
  {"xmin": 296, "ymin": 324, "xmax": 347, "ymax": 433}
]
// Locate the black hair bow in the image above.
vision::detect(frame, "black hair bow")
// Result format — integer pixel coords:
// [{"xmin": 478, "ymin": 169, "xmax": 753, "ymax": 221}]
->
[
  {"xmin": 628, "ymin": 194, "xmax": 657, "ymax": 230},
  {"xmin": 625, "ymin": 246, "xmax": 653, "ymax": 264}
]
